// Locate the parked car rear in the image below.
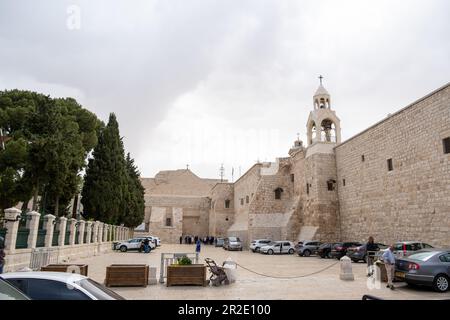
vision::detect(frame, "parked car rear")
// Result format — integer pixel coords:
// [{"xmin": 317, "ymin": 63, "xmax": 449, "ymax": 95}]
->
[
  {"xmin": 297, "ymin": 241, "xmax": 322, "ymax": 257},
  {"xmin": 395, "ymin": 249, "xmax": 450, "ymax": 292},
  {"xmin": 223, "ymin": 237, "xmax": 243, "ymax": 251},
  {"xmin": 317, "ymin": 243, "xmax": 334, "ymax": 258},
  {"xmin": 249, "ymin": 239, "xmax": 271, "ymax": 252},
  {"xmin": 347, "ymin": 243, "xmax": 387, "ymax": 262},
  {"xmin": 393, "ymin": 241, "xmax": 434, "ymax": 258},
  {"xmin": 259, "ymin": 241, "xmax": 295, "ymax": 255},
  {"xmin": 215, "ymin": 237, "xmax": 225, "ymax": 247},
  {"xmin": 330, "ymin": 242, "xmax": 362, "ymax": 259}
]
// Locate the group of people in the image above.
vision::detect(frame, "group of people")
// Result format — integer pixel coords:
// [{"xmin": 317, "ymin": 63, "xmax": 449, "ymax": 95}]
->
[
  {"xmin": 366, "ymin": 236, "xmax": 397, "ymax": 290},
  {"xmin": 180, "ymin": 235, "xmax": 215, "ymax": 246}
]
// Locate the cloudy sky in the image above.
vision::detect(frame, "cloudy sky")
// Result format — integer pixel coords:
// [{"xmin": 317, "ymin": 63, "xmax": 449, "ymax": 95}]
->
[{"xmin": 1, "ymin": 0, "xmax": 449, "ymax": 181}]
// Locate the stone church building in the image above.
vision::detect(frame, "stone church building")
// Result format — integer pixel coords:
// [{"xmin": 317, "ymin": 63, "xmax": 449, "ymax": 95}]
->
[{"xmin": 140, "ymin": 81, "xmax": 450, "ymax": 247}]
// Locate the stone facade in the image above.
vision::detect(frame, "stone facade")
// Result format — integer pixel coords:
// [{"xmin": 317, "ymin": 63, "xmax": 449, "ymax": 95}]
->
[{"xmin": 141, "ymin": 82, "xmax": 450, "ymax": 248}]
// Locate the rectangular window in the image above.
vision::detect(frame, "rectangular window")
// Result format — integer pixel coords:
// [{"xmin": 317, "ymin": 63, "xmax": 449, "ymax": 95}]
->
[
  {"xmin": 361, "ymin": 155, "xmax": 365, "ymax": 162},
  {"xmin": 291, "ymin": 174, "xmax": 295, "ymax": 182},
  {"xmin": 327, "ymin": 180, "xmax": 335, "ymax": 191},
  {"xmin": 443, "ymin": 137, "xmax": 450, "ymax": 154},
  {"xmin": 165, "ymin": 218, "xmax": 172, "ymax": 227},
  {"xmin": 343, "ymin": 179, "xmax": 346, "ymax": 186},
  {"xmin": 387, "ymin": 158, "xmax": 393, "ymax": 171},
  {"xmin": 224, "ymin": 199, "xmax": 230, "ymax": 209}
]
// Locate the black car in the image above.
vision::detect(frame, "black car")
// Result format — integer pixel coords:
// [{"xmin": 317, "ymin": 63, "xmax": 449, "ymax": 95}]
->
[
  {"xmin": 317, "ymin": 243, "xmax": 335, "ymax": 258},
  {"xmin": 330, "ymin": 242, "xmax": 362, "ymax": 259},
  {"xmin": 346, "ymin": 243, "xmax": 388, "ymax": 263}
]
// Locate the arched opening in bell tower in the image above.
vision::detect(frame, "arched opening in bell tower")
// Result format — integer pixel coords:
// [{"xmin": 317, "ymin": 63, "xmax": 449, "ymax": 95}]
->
[{"xmin": 320, "ymin": 119, "xmax": 336, "ymax": 143}]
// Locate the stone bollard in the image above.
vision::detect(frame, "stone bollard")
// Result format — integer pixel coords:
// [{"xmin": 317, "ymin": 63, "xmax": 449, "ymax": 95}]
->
[{"xmin": 339, "ymin": 256, "xmax": 354, "ymax": 280}]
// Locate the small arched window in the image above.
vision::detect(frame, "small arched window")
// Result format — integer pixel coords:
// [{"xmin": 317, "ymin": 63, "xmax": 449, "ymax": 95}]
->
[
  {"xmin": 224, "ymin": 199, "xmax": 230, "ymax": 209},
  {"xmin": 274, "ymin": 188, "xmax": 283, "ymax": 200},
  {"xmin": 327, "ymin": 179, "xmax": 336, "ymax": 191}
]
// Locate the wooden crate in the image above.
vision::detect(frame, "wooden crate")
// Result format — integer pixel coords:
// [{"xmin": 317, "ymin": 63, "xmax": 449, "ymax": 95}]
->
[
  {"xmin": 105, "ymin": 264, "xmax": 149, "ymax": 287},
  {"xmin": 166, "ymin": 264, "xmax": 207, "ymax": 287},
  {"xmin": 41, "ymin": 264, "xmax": 88, "ymax": 276}
]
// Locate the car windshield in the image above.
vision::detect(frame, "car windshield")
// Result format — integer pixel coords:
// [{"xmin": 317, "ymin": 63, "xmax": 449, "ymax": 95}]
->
[
  {"xmin": 76, "ymin": 279, "xmax": 125, "ymax": 300},
  {"xmin": 408, "ymin": 251, "xmax": 436, "ymax": 262},
  {"xmin": 228, "ymin": 237, "xmax": 240, "ymax": 242},
  {"xmin": 0, "ymin": 279, "xmax": 29, "ymax": 300}
]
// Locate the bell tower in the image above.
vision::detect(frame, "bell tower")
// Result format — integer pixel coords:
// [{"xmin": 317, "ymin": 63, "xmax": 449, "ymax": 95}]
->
[
  {"xmin": 306, "ymin": 76, "xmax": 341, "ymax": 153},
  {"xmin": 300, "ymin": 76, "xmax": 341, "ymax": 242}
]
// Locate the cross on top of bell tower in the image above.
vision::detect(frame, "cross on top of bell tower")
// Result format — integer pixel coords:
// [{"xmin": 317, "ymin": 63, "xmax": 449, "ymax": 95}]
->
[{"xmin": 319, "ymin": 75, "xmax": 323, "ymax": 85}]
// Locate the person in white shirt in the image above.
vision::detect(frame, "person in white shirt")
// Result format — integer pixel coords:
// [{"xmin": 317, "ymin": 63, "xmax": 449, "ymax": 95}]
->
[{"xmin": 382, "ymin": 245, "xmax": 396, "ymax": 290}]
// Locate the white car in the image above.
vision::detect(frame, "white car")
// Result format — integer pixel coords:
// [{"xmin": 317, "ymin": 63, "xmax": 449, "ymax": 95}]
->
[
  {"xmin": 115, "ymin": 237, "xmax": 156, "ymax": 252},
  {"xmin": 148, "ymin": 236, "xmax": 161, "ymax": 246},
  {"xmin": 249, "ymin": 239, "xmax": 271, "ymax": 253},
  {"xmin": 260, "ymin": 241, "xmax": 296, "ymax": 255},
  {"xmin": 0, "ymin": 272, "xmax": 125, "ymax": 300}
]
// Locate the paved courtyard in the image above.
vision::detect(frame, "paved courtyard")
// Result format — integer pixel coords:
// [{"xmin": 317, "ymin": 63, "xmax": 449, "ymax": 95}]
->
[{"xmin": 71, "ymin": 244, "xmax": 447, "ymax": 300}]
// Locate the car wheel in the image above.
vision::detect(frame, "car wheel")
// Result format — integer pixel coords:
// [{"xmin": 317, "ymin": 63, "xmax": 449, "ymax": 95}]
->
[
  {"xmin": 268, "ymin": 249, "xmax": 274, "ymax": 255},
  {"xmin": 255, "ymin": 247, "xmax": 260, "ymax": 253},
  {"xmin": 303, "ymin": 250, "xmax": 311, "ymax": 257},
  {"xmin": 433, "ymin": 274, "xmax": 449, "ymax": 292},
  {"xmin": 120, "ymin": 246, "xmax": 127, "ymax": 252},
  {"xmin": 326, "ymin": 252, "xmax": 332, "ymax": 259},
  {"xmin": 288, "ymin": 248, "xmax": 294, "ymax": 254}
]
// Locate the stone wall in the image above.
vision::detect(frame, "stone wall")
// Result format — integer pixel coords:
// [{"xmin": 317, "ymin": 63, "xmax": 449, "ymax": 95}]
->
[
  {"xmin": 335, "ymin": 83, "xmax": 450, "ymax": 246},
  {"xmin": 209, "ymin": 183, "xmax": 235, "ymax": 237}
]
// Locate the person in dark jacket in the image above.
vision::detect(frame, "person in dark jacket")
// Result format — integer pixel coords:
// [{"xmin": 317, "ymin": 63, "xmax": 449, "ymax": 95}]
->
[
  {"xmin": 179, "ymin": 236, "xmax": 183, "ymax": 245},
  {"xmin": 366, "ymin": 236, "xmax": 379, "ymax": 276}
]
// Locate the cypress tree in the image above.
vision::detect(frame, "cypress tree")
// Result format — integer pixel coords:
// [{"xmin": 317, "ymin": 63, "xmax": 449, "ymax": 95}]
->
[
  {"xmin": 81, "ymin": 113, "xmax": 127, "ymax": 224},
  {"xmin": 120, "ymin": 153, "xmax": 145, "ymax": 228}
]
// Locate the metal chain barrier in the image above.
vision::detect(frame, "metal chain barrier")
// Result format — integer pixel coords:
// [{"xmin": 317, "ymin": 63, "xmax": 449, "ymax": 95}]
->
[{"xmin": 234, "ymin": 259, "xmax": 341, "ymax": 279}]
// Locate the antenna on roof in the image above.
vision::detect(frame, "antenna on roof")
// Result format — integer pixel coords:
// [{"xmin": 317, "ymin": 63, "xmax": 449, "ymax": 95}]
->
[{"xmin": 219, "ymin": 163, "xmax": 225, "ymax": 182}]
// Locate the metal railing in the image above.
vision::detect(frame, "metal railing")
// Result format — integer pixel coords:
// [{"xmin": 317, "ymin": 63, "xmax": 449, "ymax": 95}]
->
[
  {"xmin": 29, "ymin": 247, "xmax": 60, "ymax": 271},
  {"xmin": 159, "ymin": 252, "xmax": 199, "ymax": 283}
]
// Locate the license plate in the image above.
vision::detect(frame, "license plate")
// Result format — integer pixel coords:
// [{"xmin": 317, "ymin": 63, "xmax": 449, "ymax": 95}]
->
[{"xmin": 395, "ymin": 271, "xmax": 405, "ymax": 279}]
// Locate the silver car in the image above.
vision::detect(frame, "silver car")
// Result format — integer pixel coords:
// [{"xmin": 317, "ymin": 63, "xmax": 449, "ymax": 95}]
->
[
  {"xmin": 260, "ymin": 241, "xmax": 295, "ymax": 255},
  {"xmin": 297, "ymin": 240, "xmax": 322, "ymax": 257},
  {"xmin": 223, "ymin": 237, "xmax": 243, "ymax": 251},
  {"xmin": 395, "ymin": 249, "xmax": 450, "ymax": 292},
  {"xmin": 249, "ymin": 239, "xmax": 271, "ymax": 253}
]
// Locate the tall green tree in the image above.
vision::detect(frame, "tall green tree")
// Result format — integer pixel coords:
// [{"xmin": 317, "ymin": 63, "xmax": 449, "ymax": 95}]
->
[
  {"xmin": 81, "ymin": 113, "xmax": 127, "ymax": 224},
  {"xmin": 120, "ymin": 153, "xmax": 145, "ymax": 228}
]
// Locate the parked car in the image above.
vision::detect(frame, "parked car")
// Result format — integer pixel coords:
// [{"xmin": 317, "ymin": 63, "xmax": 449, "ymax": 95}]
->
[
  {"xmin": 260, "ymin": 241, "xmax": 295, "ymax": 255},
  {"xmin": 317, "ymin": 243, "xmax": 335, "ymax": 258},
  {"xmin": 215, "ymin": 237, "xmax": 225, "ymax": 247},
  {"xmin": 148, "ymin": 236, "xmax": 161, "ymax": 246},
  {"xmin": 0, "ymin": 278, "xmax": 30, "ymax": 300},
  {"xmin": 393, "ymin": 241, "xmax": 434, "ymax": 258},
  {"xmin": 115, "ymin": 237, "xmax": 156, "ymax": 252},
  {"xmin": 346, "ymin": 243, "xmax": 387, "ymax": 263},
  {"xmin": 1, "ymin": 272, "xmax": 125, "ymax": 300},
  {"xmin": 395, "ymin": 249, "xmax": 450, "ymax": 292},
  {"xmin": 223, "ymin": 237, "xmax": 243, "ymax": 251},
  {"xmin": 249, "ymin": 239, "xmax": 272, "ymax": 253},
  {"xmin": 297, "ymin": 240, "xmax": 322, "ymax": 257},
  {"xmin": 330, "ymin": 242, "xmax": 362, "ymax": 259}
]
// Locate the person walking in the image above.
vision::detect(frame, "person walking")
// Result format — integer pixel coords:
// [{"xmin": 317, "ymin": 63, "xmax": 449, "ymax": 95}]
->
[
  {"xmin": 366, "ymin": 236, "xmax": 379, "ymax": 276},
  {"xmin": 143, "ymin": 238, "xmax": 151, "ymax": 253},
  {"xmin": 179, "ymin": 236, "xmax": 183, "ymax": 245},
  {"xmin": 382, "ymin": 245, "xmax": 396, "ymax": 290},
  {"xmin": 196, "ymin": 239, "xmax": 201, "ymax": 254},
  {"xmin": 0, "ymin": 236, "xmax": 5, "ymax": 274}
]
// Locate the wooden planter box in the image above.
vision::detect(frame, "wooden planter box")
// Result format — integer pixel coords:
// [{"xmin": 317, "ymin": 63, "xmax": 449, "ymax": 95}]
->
[
  {"xmin": 105, "ymin": 264, "xmax": 149, "ymax": 287},
  {"xmin": 41, "ymin": 264, "xmax": 88, "ymax": 276},
  {"xmin": 166, "ymin": 264, "xmax": 207, "ymax": 287}
]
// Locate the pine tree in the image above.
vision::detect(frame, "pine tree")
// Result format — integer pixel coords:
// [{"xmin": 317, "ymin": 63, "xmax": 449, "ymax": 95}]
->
[
  {"xmin": 81, "ymin": 113, "xmax": 127, "ymax": 224},
  {"xmin": 120, "ymin": 153, "xmax": 145, "ymax": 228}
]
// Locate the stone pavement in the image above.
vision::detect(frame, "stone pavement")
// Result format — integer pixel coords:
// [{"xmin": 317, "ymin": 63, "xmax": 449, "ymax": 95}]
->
[{"xmin": 70, "ymin": 244, "xmax": 447, "ymax": 300}]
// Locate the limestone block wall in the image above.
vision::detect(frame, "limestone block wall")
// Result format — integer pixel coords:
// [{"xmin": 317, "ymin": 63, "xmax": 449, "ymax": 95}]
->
[
  {"xmin": 335, "ymin": 83, "xmax": 450, "ymax": 247},
  {"xmin": 146, "ymin": 195, "xmax": 211, "ymax": 242},
  {"xmin": 301, "ymin": 152, "xmax": 340, "ymax": 242},
  {"xmin": 209, "ymin": 183, "xmax": 235, "ymax": 237}
]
